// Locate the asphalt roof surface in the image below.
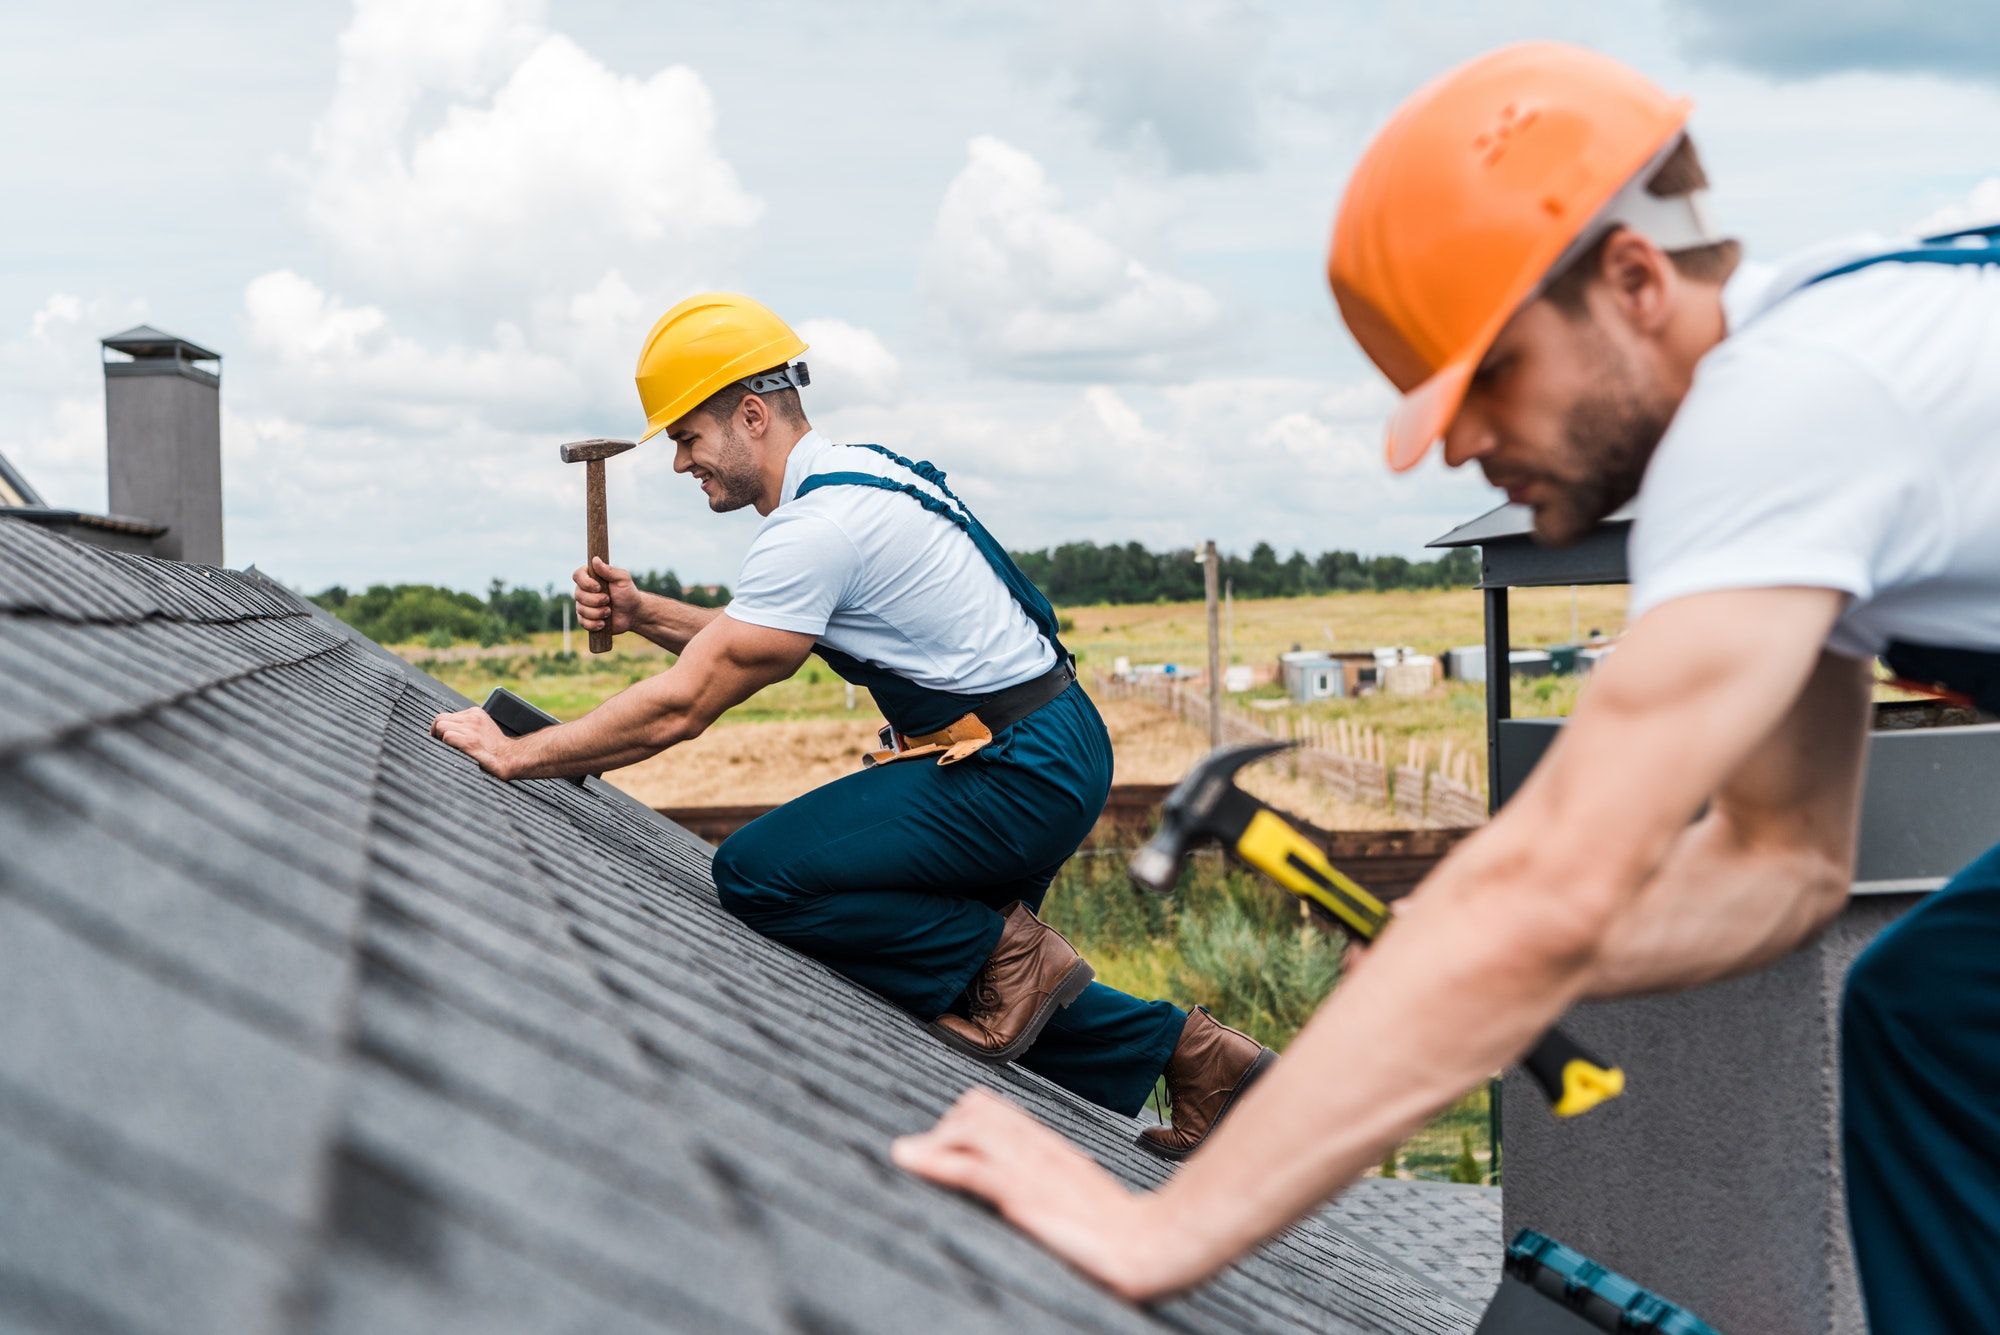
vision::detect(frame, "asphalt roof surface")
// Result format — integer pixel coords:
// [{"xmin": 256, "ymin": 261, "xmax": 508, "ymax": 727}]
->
[{"xmin": 0, "ymin": 517, "xmax": 1485, "ymax": 1335}]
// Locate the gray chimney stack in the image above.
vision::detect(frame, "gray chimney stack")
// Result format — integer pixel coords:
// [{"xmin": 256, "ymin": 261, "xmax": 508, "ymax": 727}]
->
[{"xmin": 101, "ymin": 325, "xmax": 223, "ymax": 565}]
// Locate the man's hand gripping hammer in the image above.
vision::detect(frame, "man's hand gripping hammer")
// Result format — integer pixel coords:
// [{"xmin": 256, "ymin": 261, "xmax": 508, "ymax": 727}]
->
[
  {"xmin": 559, "ymin": 438, "xmax": 636, "ymax": 654},
  {"xmin": 1130, "ymin": 741, "xmax": 1625, "ymax": 1118}
]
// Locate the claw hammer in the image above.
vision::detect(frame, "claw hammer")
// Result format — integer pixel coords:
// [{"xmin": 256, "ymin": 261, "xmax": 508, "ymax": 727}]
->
[
  {"xmin": 1130, "ymin": 741, "xmax": 1625, "ymax": 1118},
  {"xmin": 559, "ymin": 438, "xmax": 636, "ymax": 654}
]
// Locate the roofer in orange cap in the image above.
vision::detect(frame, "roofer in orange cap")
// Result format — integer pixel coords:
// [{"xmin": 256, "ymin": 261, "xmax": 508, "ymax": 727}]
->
[{"xmin": 894, "ymin": 42, "xmax": 2000, "ymax": 1329}]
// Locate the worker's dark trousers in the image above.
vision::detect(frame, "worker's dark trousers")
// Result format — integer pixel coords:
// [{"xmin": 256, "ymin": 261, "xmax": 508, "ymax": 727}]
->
[
  {"xmin": 711, "ymin": 683, "xmax": 1186, "ymax": 1115},
  {"xmin": 1842, "ymin": 838, "xmax": 2000, "ymax": 1333}
]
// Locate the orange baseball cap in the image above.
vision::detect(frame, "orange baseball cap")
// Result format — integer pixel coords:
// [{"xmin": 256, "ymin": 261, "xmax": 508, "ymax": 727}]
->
[{"xmin": 1328, "ymin": 43, "xmax": 1693, "ymax": 470}]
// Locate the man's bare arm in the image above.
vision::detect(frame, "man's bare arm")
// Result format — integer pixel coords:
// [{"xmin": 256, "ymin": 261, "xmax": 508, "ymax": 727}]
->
[
  {"xmin": 573, "ymin": 556, "xmax": 726, "ymax": 654},
  {"xmin": 1584, "ymin": 647, "xmax": 1870, "ymax": 995},
  {"xmin": 631, "ymin": 595, "xmax": 725, "ymax": 655},
  {"xmin": 432, "ymin": 614, "xmax": 813, "ymax": 779},
  {"xmin": 894, "ymin": 586, "xmax": 1852, "ymax": 1300}
]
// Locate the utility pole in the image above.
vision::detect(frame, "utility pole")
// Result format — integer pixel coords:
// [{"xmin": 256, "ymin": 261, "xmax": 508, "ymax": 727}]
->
[
  {"xmin": 1203, "ymin": 539, "xmax": 1221, "ymax": 748},
  {"xmin": 1224, "ymin": 577, "xmax": 1234, "ymax": 669},
  {"xmin": 562, "ymin": 600, "xmax": 572, "ymax": 656}
]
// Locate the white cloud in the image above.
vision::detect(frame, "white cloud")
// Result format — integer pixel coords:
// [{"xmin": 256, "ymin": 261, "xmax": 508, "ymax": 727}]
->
[
  {"xmin": 1913, "ymin": 178, "xmax": 2000, "ymax": 238},
  {"xmin": 0, "ymin": 293, "xmax": 152, "ymax": 511},
  {"xmin": 1034, "ymin": 0, "xmax": 1269, "ymax": 174},
  {"xmin": 794, "ymin": 318, "xmax": 901, "ymax": 410},
  {"xmin": 923, "ymin": 136, "xmax": 1222, "ymax": 379},
  {"xmin": 242, "ymin": 268, "xmax": 589, "ymax": 433},
  {"xmin": 847, "ymin": 372, "xmax": 1487, "ymax": 562},
  {"xmin": 300, "ymin": 0, "xmax": 758, "ymax": 302}
]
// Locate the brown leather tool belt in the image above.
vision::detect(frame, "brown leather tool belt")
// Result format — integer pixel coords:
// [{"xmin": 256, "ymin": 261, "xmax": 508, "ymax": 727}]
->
[{"xmin": 863, "ymin": 658, "xmax": 1077, "ymax": 768}]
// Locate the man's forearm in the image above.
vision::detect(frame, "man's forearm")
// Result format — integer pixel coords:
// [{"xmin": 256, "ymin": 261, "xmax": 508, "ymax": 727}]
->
[
  {"xmin": 632, "ymin": 595, "xmax": 724, "ymax": 654},
  {"xmin": 505, "ymin": 673, "xmax": 703, "ymax": 778},
  {"xmin": 1144, "ymin": 836, "xmax": 1605, "ymax": 1286}
]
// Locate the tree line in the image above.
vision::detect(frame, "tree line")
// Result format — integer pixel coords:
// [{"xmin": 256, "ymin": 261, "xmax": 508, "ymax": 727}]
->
[
  {"xmin": 1009, "ymin": 541, "xmax": 1479, "ymax": 605},
  {"xmin": 311, "ymin": 541, "xmax": 1475, "ymax": 646},
  {"xmin": 311, "ymin": 570, "xmax": 730, "ymax": 647}
]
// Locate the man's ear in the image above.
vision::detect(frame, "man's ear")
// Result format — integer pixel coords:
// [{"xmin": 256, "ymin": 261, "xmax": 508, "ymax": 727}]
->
[
  {"xmin": 740, "ymin": 392, "xmax": 769, "ymax": 439},
  {"xmin": 1599, "ymin": 229, "xmax": 1674, "ymax": 334}
]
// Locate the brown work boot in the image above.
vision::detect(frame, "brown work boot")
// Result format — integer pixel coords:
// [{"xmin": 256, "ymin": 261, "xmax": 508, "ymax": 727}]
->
[
  {"xmin": 933, "ymin": 902, "xmax": 1095, "ymax": 1062},
  {"xmin": 1138, "ymin": 1007, "xmax": 1277, "ymax": 1160}
]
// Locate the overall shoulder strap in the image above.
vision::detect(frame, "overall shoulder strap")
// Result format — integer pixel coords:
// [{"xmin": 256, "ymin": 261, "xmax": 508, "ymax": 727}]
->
[
  {"xmin": 795, "ymin": 469, "xmax": 971, "ymax": 531},
  {"xmin": 791, "ymin": 445, "xmax": 1069, "ymax": 660},
  {"xmin": 1801, "ymin": 228, "xmax": 2000, "ymax": 290}
]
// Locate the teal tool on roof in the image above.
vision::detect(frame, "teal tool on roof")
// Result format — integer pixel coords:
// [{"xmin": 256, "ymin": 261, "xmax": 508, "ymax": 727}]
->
[{"xmin": 1475, "ymin": 1231, "xmax": 1724, "ymax": 1335}]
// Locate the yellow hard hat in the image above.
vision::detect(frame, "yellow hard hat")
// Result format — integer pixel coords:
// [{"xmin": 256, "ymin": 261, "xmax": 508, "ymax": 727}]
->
[{"xmin": 633, "ymin": 292, "xmax": 810, "ymax": 442}]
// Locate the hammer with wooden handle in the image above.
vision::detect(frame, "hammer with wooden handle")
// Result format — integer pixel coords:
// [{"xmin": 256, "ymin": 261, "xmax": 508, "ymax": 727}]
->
[{"xmin": 558, "ymin": 438, "xmax": 636, "ymax": 654}]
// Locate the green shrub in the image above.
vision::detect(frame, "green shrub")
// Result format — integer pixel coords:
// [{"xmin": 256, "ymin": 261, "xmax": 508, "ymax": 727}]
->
[
  {"xmin": 1449, "ymin": 1131, "xmax": 1482, "ymax": 1184},
  {"xmin": 1169, "ymin": 897, "xmax": 1342, "ymax": 1052}
]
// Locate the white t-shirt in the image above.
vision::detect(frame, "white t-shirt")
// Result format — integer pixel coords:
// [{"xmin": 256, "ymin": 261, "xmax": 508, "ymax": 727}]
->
[
  {"xmin": 1628, "ymin": 234, "xmax": 2000, "ymax": 660},
  {"xmin": 724, "ymin": 431, "xmax": 1058, "ymax": 693}
]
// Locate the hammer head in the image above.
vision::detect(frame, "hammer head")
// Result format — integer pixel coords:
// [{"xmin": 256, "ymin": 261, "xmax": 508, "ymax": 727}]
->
[
  {"xmin": 1128, "ymin": 740, "xmax": 1293, "ymax": 895},
  {"xmin": 558, "ymin": 437, "xmax": 637, "ymax": 464}
]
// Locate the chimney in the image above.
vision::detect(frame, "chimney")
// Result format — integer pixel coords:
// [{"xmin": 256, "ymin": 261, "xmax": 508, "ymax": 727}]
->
[{"xmin": 100, "ymin": 325, "xmax": 223, "ymax": 565}]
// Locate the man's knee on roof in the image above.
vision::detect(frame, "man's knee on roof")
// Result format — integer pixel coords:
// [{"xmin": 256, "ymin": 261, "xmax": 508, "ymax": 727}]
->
[{"xmin": 711, "ymin": 826, "xmax": 790, "ymax": 922}]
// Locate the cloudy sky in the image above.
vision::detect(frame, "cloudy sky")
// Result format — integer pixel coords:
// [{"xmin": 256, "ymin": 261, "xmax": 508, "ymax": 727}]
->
[{"xmin": 3, "ymin": 0, "xmax": 1995, "ymax": 593}]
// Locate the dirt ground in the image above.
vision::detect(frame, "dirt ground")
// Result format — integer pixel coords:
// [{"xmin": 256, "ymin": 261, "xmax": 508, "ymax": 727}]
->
[{"xmin": 606, "ymin": 688, "xmax": 1399, "ymax": 829}]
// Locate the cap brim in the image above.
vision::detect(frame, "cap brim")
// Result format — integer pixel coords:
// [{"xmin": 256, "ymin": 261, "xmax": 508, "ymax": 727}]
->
[{"xmin": 1385, "ymin": 356, "xmax": 1476, "ymax": 472}]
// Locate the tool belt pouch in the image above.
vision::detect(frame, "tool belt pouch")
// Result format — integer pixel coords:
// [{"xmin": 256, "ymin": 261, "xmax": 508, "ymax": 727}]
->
[{"xmin": 863, "ymin": 715, "xmax": 993, "ymax": 768}]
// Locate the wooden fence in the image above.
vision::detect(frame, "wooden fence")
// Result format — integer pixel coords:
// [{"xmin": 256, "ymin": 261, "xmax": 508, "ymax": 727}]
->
[{"xmin": 1096, "ymin": 672, "xmax": 1486, "ymax": 828}]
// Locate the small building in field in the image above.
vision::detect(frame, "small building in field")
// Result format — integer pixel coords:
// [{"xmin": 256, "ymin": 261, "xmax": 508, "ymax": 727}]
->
[{"xmin": 1281, "ymin": 651, "xmax": 1343, "ymax": 702}]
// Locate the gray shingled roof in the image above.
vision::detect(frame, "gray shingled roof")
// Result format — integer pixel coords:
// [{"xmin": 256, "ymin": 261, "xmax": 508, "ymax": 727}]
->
[
  {"xmin": 0, "ymin": 517, "xmax": 1484, "ymax": 1335},
  {"xmin": 1320, "ymin": 1181, "xmax": 1501, "ymax": 1310}
]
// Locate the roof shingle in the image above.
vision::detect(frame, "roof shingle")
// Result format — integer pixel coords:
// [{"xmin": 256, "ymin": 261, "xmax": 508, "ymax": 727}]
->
[{"xmin": 0, "ymin": 517, "xmax": 1485, "ymax": 1335}]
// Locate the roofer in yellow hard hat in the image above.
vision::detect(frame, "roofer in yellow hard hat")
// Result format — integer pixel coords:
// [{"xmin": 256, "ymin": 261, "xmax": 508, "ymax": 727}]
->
[
  {"xmin": 894, "ymin": 43, "xmax": 2000, "ymax": 1327},
  {"xmin": 432, "ymin": 292, "xmax": 1273, "ymax": 1153}
]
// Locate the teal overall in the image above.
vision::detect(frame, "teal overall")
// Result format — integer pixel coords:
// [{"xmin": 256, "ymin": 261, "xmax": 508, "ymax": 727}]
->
[
  {"xmin": 710, "ymin": 445, "xmax": 1186, "ymax": 1114},
  {"xmin": 1795, "ymin": 228, "xmax": 2000, "ymax": 1334}
]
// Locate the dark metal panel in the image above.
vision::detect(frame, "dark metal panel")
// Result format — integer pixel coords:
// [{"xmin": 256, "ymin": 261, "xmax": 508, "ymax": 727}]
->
[
  {"xmin": 1430, "ymin": 501, "xmax": 1635, "ymax": 550},
  {"xmin": 1854, "ymin": 723, "xmax": 2000, "ymax": 887},
  {"xmin": 1478, "ymin": 525, "xmax": 1629, "ymax": 589},
  {"xmin": 1473, "ymin": 1274, "xmax": 1616, "ymax": 1334},
  {"xmin": 1495, "ymin": 716, "xmax": 2000, "ymax": 889},
  {"xmin": 1484, "ymin": 588, "xmax": 1511, "ymax": 817},
  {"xmin": 1494, "ymin": 718, "xmax": 1560, "ymax": 810}
]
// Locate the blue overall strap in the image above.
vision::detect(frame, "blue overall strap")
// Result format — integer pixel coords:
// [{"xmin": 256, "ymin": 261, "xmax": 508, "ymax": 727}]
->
[
  {"xmin": 795, "ymin": 443, "xmax": 1070, "ymax": 660},
  {"xmin": 1800, "ymin": 224, "xmax": 2000, "ymax": 289}
]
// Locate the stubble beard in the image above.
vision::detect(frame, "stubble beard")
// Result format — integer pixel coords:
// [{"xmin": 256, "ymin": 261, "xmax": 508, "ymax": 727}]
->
[
  {"xmin": 1531, "ymin": 350, "xmax": 1675, "ymax": 547},
  {"xmin": 703, "ymin": 421, "xmax": 763, "ymax": 513}
]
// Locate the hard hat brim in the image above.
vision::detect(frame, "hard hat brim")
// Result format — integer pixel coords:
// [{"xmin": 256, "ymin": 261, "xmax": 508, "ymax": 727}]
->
[{"xmin": 1385, "ymin": 355, "xmax": 1478, "ymax": 472}]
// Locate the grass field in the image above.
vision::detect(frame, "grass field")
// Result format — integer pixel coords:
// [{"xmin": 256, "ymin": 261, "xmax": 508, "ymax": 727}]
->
[{"xmin": 403, "ymin": 584, "xmax": 1620, "ymax": 808}]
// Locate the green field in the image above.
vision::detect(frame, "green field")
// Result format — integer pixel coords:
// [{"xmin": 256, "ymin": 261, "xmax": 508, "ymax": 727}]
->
[{"xmin": 405, "ymin": 584, "xmax": 1619, "ymax": 748}]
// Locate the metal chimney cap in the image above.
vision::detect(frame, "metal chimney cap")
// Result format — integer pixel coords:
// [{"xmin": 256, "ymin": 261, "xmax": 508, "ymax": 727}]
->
[{"xmin": 101, "ymin": 325, "xmax": 221, "ymax": 363}]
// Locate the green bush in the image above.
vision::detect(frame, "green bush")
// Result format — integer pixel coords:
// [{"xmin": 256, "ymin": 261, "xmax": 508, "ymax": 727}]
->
[
  {"xmin": 1449, "ymin": 1131, "xmax": 1482, "ymax": 1184},
  {"xmin": 1042, "ymin": 848, "xmax": 1494, "ymax": 1183},
  {"xmin": 1169, "ymin": 897, "xmax": 1342, "ymax": 1052},
  {"xmin": 1043, "ymin": 856, "xmax": 1338, "ymax": 1052}
]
